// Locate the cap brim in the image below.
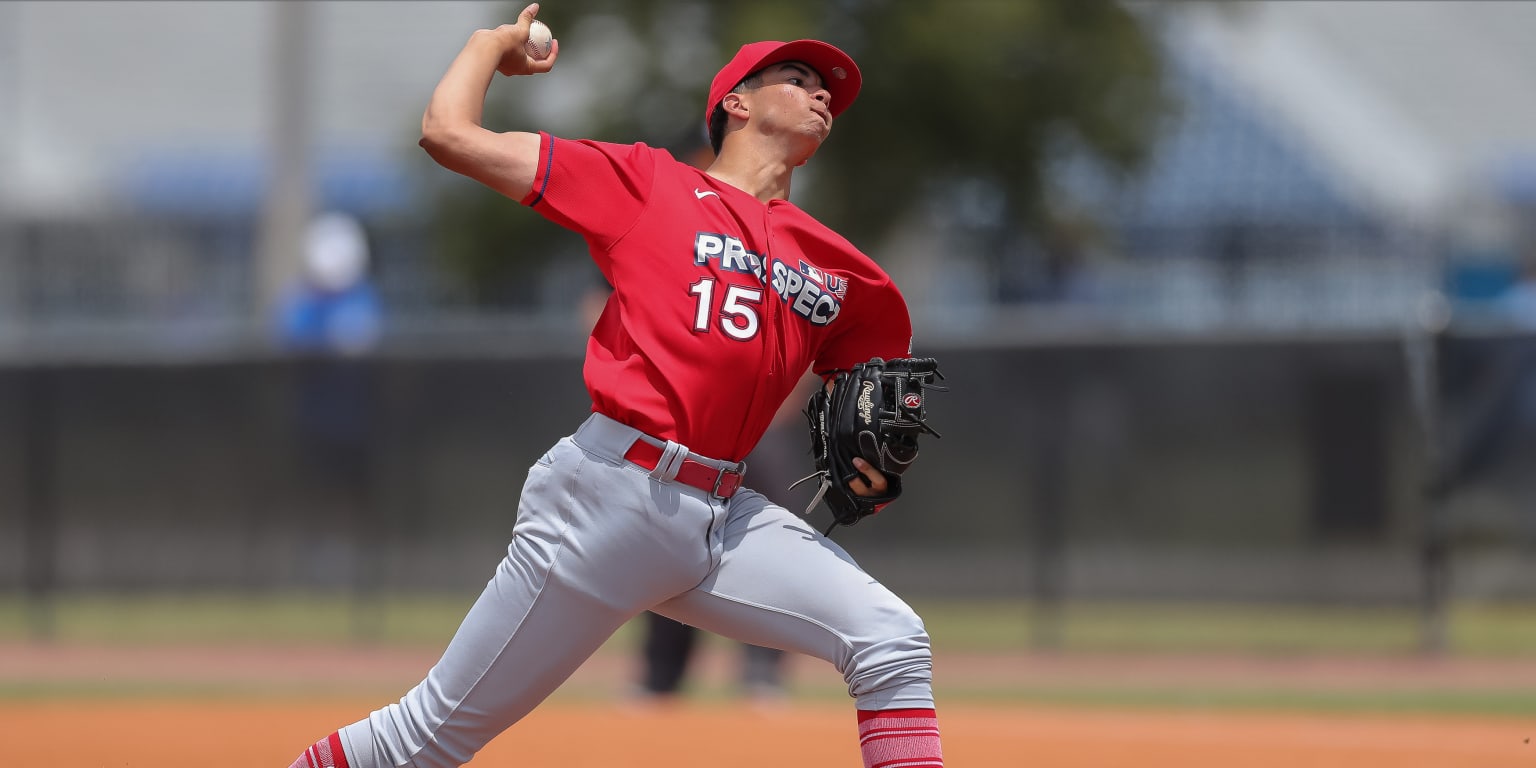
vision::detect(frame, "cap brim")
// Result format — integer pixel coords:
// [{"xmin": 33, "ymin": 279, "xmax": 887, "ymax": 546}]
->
[{"xmin": 741, "ymin": 39, "xmax": 862, "ymax": 118}]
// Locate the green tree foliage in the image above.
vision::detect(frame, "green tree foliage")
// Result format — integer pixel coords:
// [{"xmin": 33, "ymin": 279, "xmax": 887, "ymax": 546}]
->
[{"xmin": 427, "ymin": 0, "xmax": 1172, "ymax": 306}]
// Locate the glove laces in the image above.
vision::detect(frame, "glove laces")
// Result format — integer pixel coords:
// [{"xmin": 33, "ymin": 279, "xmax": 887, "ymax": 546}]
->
[{"xmin": 789, "ymin": 472, "xmax": 840, "ymax": 536}]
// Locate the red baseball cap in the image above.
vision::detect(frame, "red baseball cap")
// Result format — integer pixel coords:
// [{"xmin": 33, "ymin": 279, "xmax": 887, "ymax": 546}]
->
[{"xmin": 705, "ymin": 39, "xmax": 862, "ymax": 126}]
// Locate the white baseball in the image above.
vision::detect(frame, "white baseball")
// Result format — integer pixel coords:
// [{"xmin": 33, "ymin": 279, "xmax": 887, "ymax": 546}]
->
[{"xmin": 525, "ymin": 20, "xmax": 552, "ymax": 61}]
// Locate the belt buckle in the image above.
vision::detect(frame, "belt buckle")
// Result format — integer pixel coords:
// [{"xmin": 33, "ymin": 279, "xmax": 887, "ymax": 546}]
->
[{"xmin": 712, "ymin": 462, "xmax": 746, "ymax": 499}]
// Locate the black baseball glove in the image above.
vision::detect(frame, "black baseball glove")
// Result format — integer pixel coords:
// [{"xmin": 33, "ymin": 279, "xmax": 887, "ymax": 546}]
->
[{"xmin": 797, "ymin": 357, "xmax": 944, "ymax": 534}]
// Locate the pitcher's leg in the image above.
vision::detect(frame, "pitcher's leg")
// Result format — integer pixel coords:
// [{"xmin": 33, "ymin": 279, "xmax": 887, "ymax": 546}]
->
[
  {"xmin": 655, "ymin": 491, "xmax": 934, "ymax": 710},
  {"xmin": 656, "ymin": 493, "xmax": 944, "ymax": 766},
  {"xmin": 301, "ymin": 436, "xmax": 718, "ymax": 768},
  {"xmin": 336, "ymin": 546, "xmax": 634, "ymax": 768}
]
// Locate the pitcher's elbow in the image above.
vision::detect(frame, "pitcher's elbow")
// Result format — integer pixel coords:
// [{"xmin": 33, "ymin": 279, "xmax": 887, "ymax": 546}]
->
[
  {"xmin": 418, "ymin": 122, "xmax": 443, "ymax": 152},
  {"xmin": 418, "ymin": 124, "xmax": 460, "ymax": 166}
]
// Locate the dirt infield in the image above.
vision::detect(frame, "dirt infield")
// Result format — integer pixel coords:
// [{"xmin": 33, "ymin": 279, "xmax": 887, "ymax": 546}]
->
[
  {"xmin": 4, "ymin": 642, "xmax": 1536, "ymax": 766},
  {"xmin": 5, "ymin": 698, "xmax": 1534, "ymax": 767}
]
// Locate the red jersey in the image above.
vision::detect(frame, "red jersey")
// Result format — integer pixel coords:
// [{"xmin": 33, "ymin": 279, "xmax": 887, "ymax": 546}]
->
[{"xmin": 522, "ymin": 133, "xmax": 913, "ymax": 461}]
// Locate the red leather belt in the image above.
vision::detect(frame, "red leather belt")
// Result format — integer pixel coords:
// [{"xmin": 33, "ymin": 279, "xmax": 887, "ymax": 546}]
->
[{"xmin": 623, "ymin": 439, "xmax": 744, "ymax": 499}]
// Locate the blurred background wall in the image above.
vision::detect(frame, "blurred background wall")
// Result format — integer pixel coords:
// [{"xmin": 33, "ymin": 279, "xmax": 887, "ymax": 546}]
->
[{"xmin": 3, "ymin": 1, "xmax": 1536, "ymax": 647}]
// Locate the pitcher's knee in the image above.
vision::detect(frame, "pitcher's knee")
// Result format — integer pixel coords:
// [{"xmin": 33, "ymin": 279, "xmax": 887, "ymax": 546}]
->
[{"xmin": 840, "ymin": 608, "xmax": 935, "ymax": 710}]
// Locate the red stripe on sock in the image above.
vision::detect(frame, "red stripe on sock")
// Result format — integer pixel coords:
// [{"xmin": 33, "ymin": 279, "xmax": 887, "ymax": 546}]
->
[
  {"xmin": 857, "ymin": 708, "xmax": 943, "ymax": 768},
  {"xmin": 287, "ymin": 733, "xmax": 347, "ymax": 768},
  {"xmin": 327, "ymin": 732, "xmax": 351, "ymax": 768}
]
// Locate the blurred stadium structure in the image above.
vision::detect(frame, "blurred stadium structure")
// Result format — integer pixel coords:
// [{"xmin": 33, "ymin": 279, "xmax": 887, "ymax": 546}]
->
[{"xmin": 3, "ymin": 2, "xmax": 1536, "ymax": 650}]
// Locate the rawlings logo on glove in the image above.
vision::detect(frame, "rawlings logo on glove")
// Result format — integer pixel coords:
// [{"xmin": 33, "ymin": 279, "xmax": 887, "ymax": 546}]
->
[{"xmin": 796, "ymin": 357, "xmax": 945, "ymax": 534}]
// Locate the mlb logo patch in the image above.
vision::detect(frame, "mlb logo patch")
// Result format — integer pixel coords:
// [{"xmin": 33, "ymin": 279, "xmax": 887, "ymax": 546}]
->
[{"xmin": 798, "ymin": 261, "xmax": 849, "ymax": 300}]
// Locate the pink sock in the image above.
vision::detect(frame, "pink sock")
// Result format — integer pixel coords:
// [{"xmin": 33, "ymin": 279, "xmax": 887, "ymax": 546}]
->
[
  {"xmin": 857, "ymin": 708, "xmax": 944, "ymax": 768},
  {"xmin": 288, "ymin": 732, "xmax": 351, "ymax": 768}
]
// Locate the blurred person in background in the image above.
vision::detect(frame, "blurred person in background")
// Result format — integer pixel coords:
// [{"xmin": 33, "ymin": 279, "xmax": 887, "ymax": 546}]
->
[
  {"xmin": 636, "ymin": 611, "xmax": 787, "ymax": 704},
  {"xmin": 274, "ymin": 211, "xmax": 384, "ymax": 601},
  {"xmin": 1440, "ymin": 240, "xmax": 1536, "ymax": 535},
  {"xmin": 1500, "ymin": 246, "xmax": 1536, "ymax": 330},
  {"xmin": 276, "ymin": 211, "xmax": 383, "ymax": 356}
]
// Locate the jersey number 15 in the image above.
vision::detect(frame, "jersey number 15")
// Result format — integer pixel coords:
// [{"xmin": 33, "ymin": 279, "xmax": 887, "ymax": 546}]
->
[{"xmin": 689, "ymin": 278, "xmax": 763, "ymax": 341}]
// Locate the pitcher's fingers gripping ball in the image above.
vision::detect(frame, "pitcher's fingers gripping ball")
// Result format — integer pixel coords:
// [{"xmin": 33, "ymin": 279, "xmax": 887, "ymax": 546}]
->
[
  {"xmin": 525, "ymin": 20, "xmax": 552, "ymax": 60},
  {"xmin": 493, "ymin": 4, "xmax": 557, "ymax": 76}
]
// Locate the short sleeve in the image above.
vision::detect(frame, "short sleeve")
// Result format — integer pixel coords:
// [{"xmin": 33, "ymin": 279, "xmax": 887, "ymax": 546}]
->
[
  {"xmin": 520, "ymin": 133, "xmax": 657, "ymax": 250},
  {"xmin": 814, "ymin": 278, "xmax": 914, "ymax": 375}
]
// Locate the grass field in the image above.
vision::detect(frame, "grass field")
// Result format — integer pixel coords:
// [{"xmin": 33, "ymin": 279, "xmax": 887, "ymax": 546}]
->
[
  {"xmin": 6, "ymin": 593, "xmax": 1536, "ymax": 713},
  {"xmin": 5, "ymin": 593, "xmax": 1536, "ymax": 766},
  {"xmin": 7, "ymin": 592, "xmax": 1536, "ymax": 655}
]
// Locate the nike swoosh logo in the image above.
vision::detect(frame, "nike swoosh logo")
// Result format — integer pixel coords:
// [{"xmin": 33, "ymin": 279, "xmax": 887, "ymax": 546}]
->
[{"xmin": 694, "ymin": 188, "xmax": 719, "ymax": 200}]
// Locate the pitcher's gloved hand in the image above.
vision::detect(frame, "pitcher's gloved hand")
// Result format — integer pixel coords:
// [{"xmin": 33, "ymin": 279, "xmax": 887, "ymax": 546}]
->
[{"xmin": 799, "ymin": 357, "xmax": 944, "ymax": 533}]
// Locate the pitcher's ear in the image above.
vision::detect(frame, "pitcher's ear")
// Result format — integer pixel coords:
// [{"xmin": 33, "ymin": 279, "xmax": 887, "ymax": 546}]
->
[{"xmin": 721, "ymin": 91, "xmax": 749, "ymax": 119}]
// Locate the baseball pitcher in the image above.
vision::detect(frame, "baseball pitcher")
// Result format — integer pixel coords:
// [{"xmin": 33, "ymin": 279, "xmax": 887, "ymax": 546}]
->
[{"xmin": 288, "ymin": 4, "xmax": 945, "ymax": 767}]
